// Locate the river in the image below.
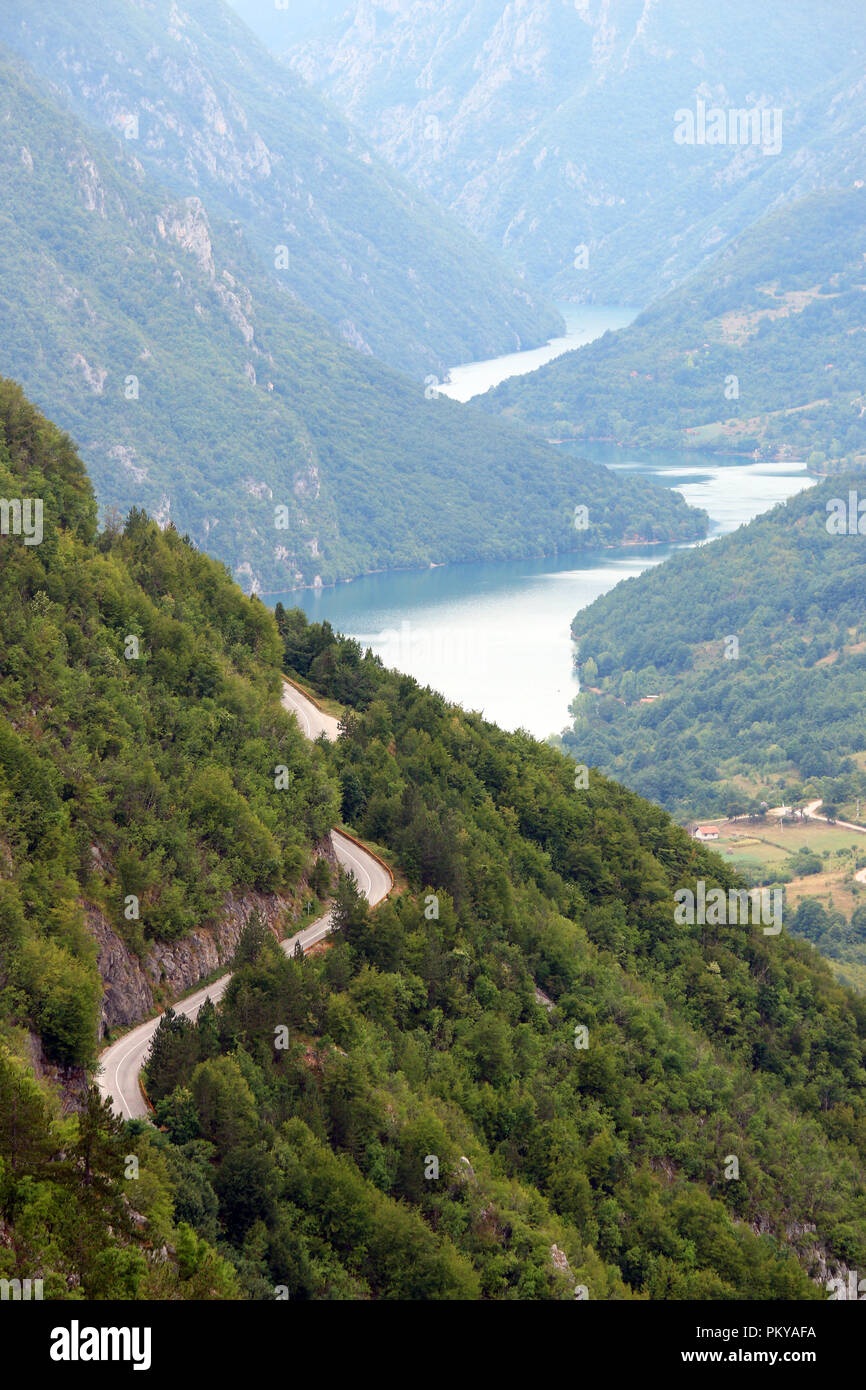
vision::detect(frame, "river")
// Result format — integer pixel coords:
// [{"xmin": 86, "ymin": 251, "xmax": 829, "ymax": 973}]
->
[
  {"xmin": 439, "ymin": 304, "xmax": 640, "ymax": 400},
  {"xmin": 274, "ymin": 310, "xmax": 814, "ymax": 739}
]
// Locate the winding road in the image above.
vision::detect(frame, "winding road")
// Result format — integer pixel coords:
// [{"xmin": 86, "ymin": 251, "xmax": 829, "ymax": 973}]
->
[
  {"xmin": 804, "ymin": 798, "xmax": 866, "ymax": 836},
  {"xmin": 805, "ymin": 798, "xmax": 866, "ymax": 885},
  {"xmin": 280, "ymin": 675, "xmax": 341, "ymax": 743},
  {"xmin": 97, "ymin": 679, "xmax": 390, "ymax": 1120}
]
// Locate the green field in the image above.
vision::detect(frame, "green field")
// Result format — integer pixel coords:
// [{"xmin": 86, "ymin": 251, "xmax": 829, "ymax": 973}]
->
[{"xmin": 706, "ymin": 817, "xmax": 866, "ymax": 880}]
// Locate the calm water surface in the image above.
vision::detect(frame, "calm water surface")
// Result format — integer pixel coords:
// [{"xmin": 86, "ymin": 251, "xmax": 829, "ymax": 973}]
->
[
  {"xmin": 440, "ymin": 305, "xmax": 639, "ymax": 401},
  {"xmin": 273, "ymin": 315, "xmax": 814, "ymax": 738}
]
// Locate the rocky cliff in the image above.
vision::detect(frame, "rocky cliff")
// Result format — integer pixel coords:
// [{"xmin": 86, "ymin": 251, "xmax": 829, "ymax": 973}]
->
[
  {"xmin": 280, "ymin": 0, "xmax": 866, "ymax": 304},
  {"xmin": 86, "ymin": 839, "xmax": 337, "ymax": 1037}
]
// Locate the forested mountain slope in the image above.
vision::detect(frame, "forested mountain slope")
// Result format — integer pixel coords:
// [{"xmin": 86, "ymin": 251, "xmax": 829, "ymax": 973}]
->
[
  {"xmin": 265, "ymin": 0, "xmax": 866, "ymax": 303},
  {"xmin": 485, "ymin": 188, "xmax": 866, "ymax": 471},
  {"xmin": 4, "ymin": 388, "xmax": 865, "ymax": 1301},
  {"xmin": 0, "ymin": 55, "xmax": 703, "ymax": 593},
  {"xmin": 0, "ymin": 0, "xmax": 560, "ymax": 377},
  {"xmin": 0, "ymin": 381, "xmax": 340, "ymax": 1297},
  {"xmin": 249, "ymin": 606, "xmax": 866, "ymax": 1299},
  {"xmin": 562, "ymin": 479, "xmax": 866, "ymax": 819},
  {"xmin": 0, "ymin": 380, "xmax": 339, "ymax": 1065}
]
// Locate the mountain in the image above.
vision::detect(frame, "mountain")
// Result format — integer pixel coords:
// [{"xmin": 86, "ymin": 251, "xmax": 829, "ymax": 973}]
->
[
  {"xmin": 265, "ymin": 0, "xmax": 866, "ymax": 304},
  {"xmin": 5, "ymin": 381, "xmax": 866, "ymax": 1300},
  {"xmin": 0, "ymin": 378, "xmax": 339, "ymax": 1298},
  {"xmin": 482, "ymin": 187, "xmax": 866, "ymax": 471},
  {"xmin": 261, "ymin": 606, "xmax": 866, "ymax": 1298},
  {"xmin": 0, "ymin": 0, "xmax": 561, "ymax": 377},
  {"xmin": 0, "ymin": 48, "xmax": 705, "ymax": 593},
  {"xmin": 224, "ymin": 0, "xmax": 350, "ymax": 46},
  {"xmin": 0, "ymin": 377, "xmax": 340, "ymax": 1066},
  {"xmin": 561, "ymin": 477, "xmax": 866, "ymax": 820}
]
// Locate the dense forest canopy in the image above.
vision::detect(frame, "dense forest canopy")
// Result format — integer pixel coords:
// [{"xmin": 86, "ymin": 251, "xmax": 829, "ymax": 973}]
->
[
  {"xmin": 237, "ymin": 605, "xmax": 866, "ymax": 1300},
  {"xmin": 2, "ymin": 385, "xmax": 865, "ymax": 1299},
  {"xmin": 561, "ymin": 477, "xmax": 866, "ymax": 822},
  {"xmin": 0, "ymin": 382, "xmax": 349, "ymax": 1297},
  {"xmin": 0, "ymin": 380, "xmax": 339, "ymax": 1070}
]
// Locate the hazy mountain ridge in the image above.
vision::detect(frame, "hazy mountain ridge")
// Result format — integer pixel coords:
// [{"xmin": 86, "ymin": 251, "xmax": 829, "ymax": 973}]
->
[
  {"xmin": 0, "ymin": 43, "xmax": 705, "ymax": 592},
  {"xmin": 482, "ymin": 186, "xmax": 866, "ymax": 469},
  {"xmin": 267, "ymin": 0, "xmax": 865, "ymax": 304},
  {"xmin": 0, "ymin": 0, "xmax": 561, "ymax": 378}
]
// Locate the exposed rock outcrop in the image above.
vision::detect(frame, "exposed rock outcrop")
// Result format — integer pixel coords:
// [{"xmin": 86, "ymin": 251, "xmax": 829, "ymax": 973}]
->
[
  {"xmin": 85, "ymin": 906, "xmax": 155, "ymax": 1036},
  {"xmin": 86, "ymin": 842, "xmax": 333, "ymax": 1038},
  {"xmin": 26, "ymin": 1031, "xmax": 86, "ymax": 1113},
  {"xmin": 145, "ymin": 887, "xmax": 291, "ymax": 1000}
]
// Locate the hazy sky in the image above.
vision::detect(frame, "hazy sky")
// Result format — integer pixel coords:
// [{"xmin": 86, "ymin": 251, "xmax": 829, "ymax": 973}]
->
[{"xmin": 226, "ymin": 0, "xmax": 350, "ymax": 48}]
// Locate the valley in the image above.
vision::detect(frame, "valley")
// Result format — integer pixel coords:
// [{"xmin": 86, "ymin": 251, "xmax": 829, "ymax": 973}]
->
[
  {"xmin": 8, "ymin": 380, "xmax": 862, "ymax": 1304},
  {"xmin": 440, "ymin": 305, "xmax": 639, "ymax": 402},
  {"xmin": 0, "ymin": 30, "xmax": 702, "ymax": 595},
  {"xmin": 281, "ymin": 317, "xmax": 814, "ymax": 737},
  {"xmin": 2, "ymin": 0, "xmax": 866, "ymax": 1324},
  {"xmin": 484, "ymin": 188, "xmax": 866, "ymax": 473}
]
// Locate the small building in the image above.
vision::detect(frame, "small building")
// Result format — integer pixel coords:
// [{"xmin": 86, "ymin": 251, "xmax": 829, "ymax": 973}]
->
[{"xmin": 694, "ymin": 825, "xmax": 720, "ymax": 841}]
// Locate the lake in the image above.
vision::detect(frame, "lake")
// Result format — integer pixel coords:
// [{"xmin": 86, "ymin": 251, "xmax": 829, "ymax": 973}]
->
[
  {"xmin": 439, "ymin": 304, "xmax": 640, "ymax": 401},
  {"xmin": 273, "ymin": 312, "xmax": 814, "ymax": 739}
]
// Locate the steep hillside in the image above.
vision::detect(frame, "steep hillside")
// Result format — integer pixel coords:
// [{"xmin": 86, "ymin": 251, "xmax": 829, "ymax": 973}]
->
[
  {"xmin": 562, "ymin": 478, "xmax": 866, "ymax": 819},
  {"xmin": 256, "ymin": 606, "xmax": 866, "ymax": 1298},
  {"xmin": 0, "ymin": 0, "xmax": 561, "ymax": 377},
  {"xmin": 485, "ymin": 188, "xmax": 866, "ymax": 470},
  {"xmin": 0, "ymin": 53, "xmax": 704, "ymax": 593},
  {"xmin": 0, "ymin": 380, "xmax": 340, "ymax": 1298},
  {"xmin": 3, "ymin": 384, "xmax": 866, "ymax": 1300},
  {"xmin": 0, "ymin": 378, "xmax": 344, "ymax": 1065},
  {"xmin": 268, "ymin": 0, "xmax": 866, "ymax": 303}
]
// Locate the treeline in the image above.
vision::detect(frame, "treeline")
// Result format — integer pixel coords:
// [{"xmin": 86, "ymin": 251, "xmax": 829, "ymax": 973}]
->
[{"xmin": 561, "ymin": 479, "xmax": 866, "ymax": 820}]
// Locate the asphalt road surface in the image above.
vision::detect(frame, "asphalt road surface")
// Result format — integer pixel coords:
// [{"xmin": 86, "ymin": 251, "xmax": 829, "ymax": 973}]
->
[
  {"xmin": 97, "ymin": 680, "xmax": 389, "ymax": 1119},
  {"xmin": 280, "ymin": 676, "xmax": 341, "ymax": 742}
]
